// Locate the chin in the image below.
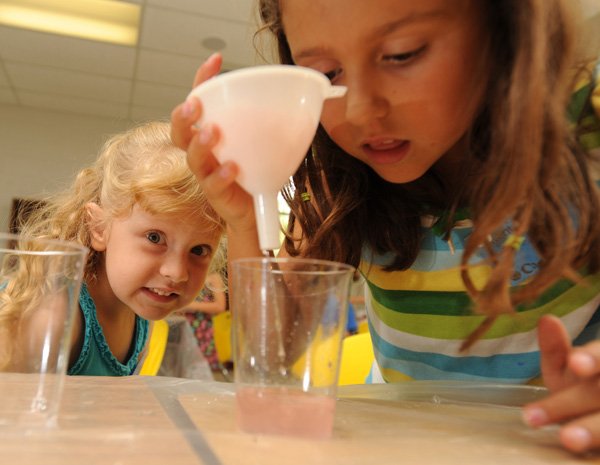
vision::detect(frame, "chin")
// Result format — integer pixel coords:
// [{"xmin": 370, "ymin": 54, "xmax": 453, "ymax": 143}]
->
[
  {"xmin": 375, "ymin": 169, "xmax": 424, "ymax": 184},
  {"xmin": 136, "ymin": 307, "xmax": 173, "ymax": 321}
]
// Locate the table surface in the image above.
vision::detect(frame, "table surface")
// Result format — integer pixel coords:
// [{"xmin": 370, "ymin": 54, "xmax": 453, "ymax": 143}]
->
[{"xmin": 0, "ymin": 375, "xmax": 598, "ymax": 465}]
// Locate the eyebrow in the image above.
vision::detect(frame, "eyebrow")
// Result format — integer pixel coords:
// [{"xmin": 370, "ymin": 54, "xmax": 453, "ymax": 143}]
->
[{"xmin": 293, "ymin": 8, "xmax": 449, "ymax": 60}]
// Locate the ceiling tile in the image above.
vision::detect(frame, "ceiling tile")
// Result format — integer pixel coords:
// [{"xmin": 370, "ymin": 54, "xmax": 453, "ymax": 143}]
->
[
  {"xmin": 132, "ymin": 81, "xmax": 188, "ymax": 110},
  {"xmin": 136, "ymin": 49, "xmax": 201, "ymax": 87},
  {"xmin": 130, "ymin": 105, "xmax": 173, "ymax": 122},
  {"xmin": 0, "ymin": 67, "xmax": 9, "ymax": 86},
  {"xmin": 147, "ymin": 0, "xmax": 255, "ymax": 22},
  {"xmin": 0, "ymin": 87, "xmax": 17, "ymax": 104},
  {"xmin": 140, "ymin": 6, "xmax": 258, "ymax": 66},
  {"xmin": 17, "ymin": 90, "xmax": 130, "ymax": 119},
  {"xmin": 0, "ymin": 26, "xmax": 137, "ymax": 79},
  {"xmin": 6, "ymin": 63, "xmax": 133, "ymax": 103}
]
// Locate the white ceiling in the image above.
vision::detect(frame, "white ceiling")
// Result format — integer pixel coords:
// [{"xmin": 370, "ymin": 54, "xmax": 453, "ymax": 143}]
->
[
  {"xmin": 0, "ymin": 0, "xmax": 598, "ymax": 124},
  {"xmin": 0, "ymin": 0, "xmax": 270, "ymax": 122}
]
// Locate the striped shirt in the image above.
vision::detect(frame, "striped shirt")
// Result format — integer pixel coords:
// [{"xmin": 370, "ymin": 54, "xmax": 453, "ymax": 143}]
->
[{"xmin": 362, "ymin": 226, "xmax": 600, "ymax": 384}]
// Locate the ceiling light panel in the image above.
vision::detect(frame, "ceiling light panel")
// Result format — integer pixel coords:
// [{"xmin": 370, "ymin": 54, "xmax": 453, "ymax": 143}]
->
[{"xmin": 0, "ymin": 0, "xmax": 140, "ymax": 46}]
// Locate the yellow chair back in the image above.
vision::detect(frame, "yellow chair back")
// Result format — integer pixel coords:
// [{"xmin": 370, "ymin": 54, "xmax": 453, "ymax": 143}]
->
[
  {"xmin": 212, "ymin": 311, "xmax": 232, "ymax": 364},
  {"xmin": 139, "ymin": 319, "xmax": 169, "ymax": 376},
  {"xmin": 338, "ymin": 331, "xmax": 374, "ymax": 385},
  {"xmin": 208, "ymin": 312, "xmax": 375, "ymax": 385}
]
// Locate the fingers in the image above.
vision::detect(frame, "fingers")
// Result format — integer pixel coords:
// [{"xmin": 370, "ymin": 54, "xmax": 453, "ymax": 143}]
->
[
  {"xmin": 525, "ymin": 321, "xmax": 600, "ymax": 455},
  {"xmin": 192, "ymin": 52, "xmax": 223, "ymax": 87},
  {"xmin": 170, "ymin": 97, "xmax": 201, "ymax": 150},
  {"xmin": 524, "ymin": 380, "xmax": 600, "ymax": 426},
  {"xmin": 170, "ymin": 52, "xmax": 223, "ymax": 150},
  {"xmin": 523, "ymin": 381, "xmax": 600, "ymax": 453},
  {"xmin": 537, "ymin": 315, "xmax": 573, "ymax": 391},
  {"xmin": 185, "ymin": 123, "xmax": 220, "ymax": 180},
  {"xmin": 559, "ymin": 412, "xmax": 600, "ymax": 453},
  {"xmin": 569, "ymin": 341, "xmax": 600, "ymax": 378}
]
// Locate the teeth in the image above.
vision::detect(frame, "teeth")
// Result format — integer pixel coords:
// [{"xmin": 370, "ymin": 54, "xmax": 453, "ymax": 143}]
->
[
  {"xmin": 369, "ymin": 139, "xmax": 399, "ymax": 149},
  {"xmin": 150, "ymin": 288, "xmax": 172, "ymax": 296}
]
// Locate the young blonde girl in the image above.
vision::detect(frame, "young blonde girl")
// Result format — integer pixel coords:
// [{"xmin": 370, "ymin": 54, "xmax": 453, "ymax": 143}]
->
[
  {"xmin": 3, "ymin": 121, "xmax": 225, "ymax": 376},
  {"xmin": 171, "ymin": 0, "xmax": 600, "ymax": 453}
]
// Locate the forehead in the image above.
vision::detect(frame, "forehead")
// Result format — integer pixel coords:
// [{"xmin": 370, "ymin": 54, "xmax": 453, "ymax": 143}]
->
[{"xmin": 281, "ymin": 0, "xmax": 480, "ymax": 50}]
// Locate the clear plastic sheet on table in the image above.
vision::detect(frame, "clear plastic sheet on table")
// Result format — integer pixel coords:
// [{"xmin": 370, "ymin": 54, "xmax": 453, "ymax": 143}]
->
[{"xmin": 1, "ymin": 375, "xmax": 597, "ymax": 465}]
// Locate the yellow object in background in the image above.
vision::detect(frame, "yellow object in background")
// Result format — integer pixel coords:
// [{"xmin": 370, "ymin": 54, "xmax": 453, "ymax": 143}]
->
[
  {"xmin": 291, "ymin": 328, "xmax": 344, "ymax": 387},
  {"xmin": 357, "ymin": 319, "xmax": 369, "ymax": 334},
  {"xmin": 213, "ymin": 311, "xmax": 232, "ymax": 364},
  {"xmin": 338, "ymin": 331, "xmax": 374, "ymax": 385},
  {"xmin": 139, "ymin": 319, "xmax": 169, "ymax": 376},
  {"xmin": 210, "ymin": 311, "xmax": 375, "ymax": 386}
]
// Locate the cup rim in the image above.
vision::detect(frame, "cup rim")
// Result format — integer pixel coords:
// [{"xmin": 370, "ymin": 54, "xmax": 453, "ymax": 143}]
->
[
  {"xmin": 188, "ymin": 64, "xmax": 330, "ymax": 98},
  {"xmin": 0, "ymin": 232, "xmax": 89, "ymax": 257},
  {"xmin": 231, "ymin": 256, "xmax": 355, "ymax": 275}
]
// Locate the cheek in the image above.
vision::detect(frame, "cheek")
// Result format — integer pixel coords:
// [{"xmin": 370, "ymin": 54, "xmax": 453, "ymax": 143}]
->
[
  {"xmin": 320, "ymin": 100, "xmax": 346, "ymax": 135},
  {"xmin": 190, "ymin": 266, "xmax": 210, "ymax": 292}
]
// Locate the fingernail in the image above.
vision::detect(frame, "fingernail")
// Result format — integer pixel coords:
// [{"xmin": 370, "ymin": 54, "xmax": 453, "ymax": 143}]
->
[
  {"xmin": 219, "ymin": 164, "xmax": 232, "ymax": 179},
  {"xmin": 561, "ymin": 426, "xmax": 592, "ymax": 452},
  {"xmin": 198, "ymin": 125, "xmax": 213, "ymax": 145},
  {"xmin": 522, "ymin": 407, "xmax": 548, "ymax": 427},
  {"xmin": 182, "ymin": 99, "xmax": 194, "ymax": 117},
  {"xmin": 571, "ymin": 353, "xmax": 595, "ymax": 374}
]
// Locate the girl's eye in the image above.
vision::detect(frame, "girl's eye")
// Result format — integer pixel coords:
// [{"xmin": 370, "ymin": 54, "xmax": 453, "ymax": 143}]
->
[
  {"xmin": 383, "ymin": 45, "xmax": 427, "ymax": 64},
  {"xmin": 323, "ymin": 68, "xmax": 342, "ymax": 82},
  {"xmin": 191, "ymin": 245, "xmax": 211, "ymax": 257},
  {"xmin": 146, "ymin": 231, "xmax": 163, "ymax": 244}
]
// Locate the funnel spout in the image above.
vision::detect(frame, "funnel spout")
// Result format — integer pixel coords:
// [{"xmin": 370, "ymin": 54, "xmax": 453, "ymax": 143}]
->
[
  {"xmin": 325, "ymin": 85, "xmax": 347, "ymax": 99},
  {"xmin": 254, "ymin": 192, "xmax": 282, "ymax": 251}
]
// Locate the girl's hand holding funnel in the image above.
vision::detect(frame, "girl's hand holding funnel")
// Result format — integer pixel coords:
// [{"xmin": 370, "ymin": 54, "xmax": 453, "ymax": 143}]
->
[{"xmin": 187, "ymin": 65, "xmax": 346, "ymax": 251}]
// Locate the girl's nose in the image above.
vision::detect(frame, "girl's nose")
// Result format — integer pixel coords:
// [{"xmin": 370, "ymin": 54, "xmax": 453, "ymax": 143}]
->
[
  {"xmin": 160, "ymin": 254, "xmax": 189, "ymax": 283},
  {"xmin": 344, "ymin": 78, "xmax": 389, "ymax": 126}
]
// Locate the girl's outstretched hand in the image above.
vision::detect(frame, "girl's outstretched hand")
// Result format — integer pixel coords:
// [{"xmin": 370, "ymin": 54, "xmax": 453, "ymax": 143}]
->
[
  {"xmin": 523, "ymin": 314, "xmax": 600, "ymax": 454},
  {"xmin": 170, "ymin": 53, "xmax": 256, "ymax": 234}
]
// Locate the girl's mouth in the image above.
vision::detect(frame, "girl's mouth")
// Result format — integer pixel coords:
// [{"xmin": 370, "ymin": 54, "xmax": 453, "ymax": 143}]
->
[
  {"xmin": 143, "ymin": 287, "xmax": 178, "ymax": 302},
  {"xmin": 362, "ymin": 139, "xmax": 410, "ymax": 165}
]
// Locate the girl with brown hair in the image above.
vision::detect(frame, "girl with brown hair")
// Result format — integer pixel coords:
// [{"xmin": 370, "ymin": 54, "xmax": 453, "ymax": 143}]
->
[{"xmin": 171, "ymin": 0, "xmax": 600, "ymax": 453}]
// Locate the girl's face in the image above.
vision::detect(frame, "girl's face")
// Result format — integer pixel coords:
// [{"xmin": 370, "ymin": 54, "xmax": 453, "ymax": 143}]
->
[
  {"xmin": 282, "ymin": 0, "xmax": 488, "ymax": 183},
  {"xmin": 89, "ymin": 203, "xmax": 222, "ymax": 321}
]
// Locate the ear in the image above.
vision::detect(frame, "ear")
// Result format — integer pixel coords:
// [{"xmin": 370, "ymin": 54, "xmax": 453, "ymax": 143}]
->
[{"xmin": 85, "ymin": 202, "xmax": 108, "ymax": 252}]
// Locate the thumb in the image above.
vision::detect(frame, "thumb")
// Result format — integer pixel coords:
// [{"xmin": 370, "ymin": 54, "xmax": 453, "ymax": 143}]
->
[{"xmin": 538, "ymin": 315, "xmax": 573, "ymax": 391}]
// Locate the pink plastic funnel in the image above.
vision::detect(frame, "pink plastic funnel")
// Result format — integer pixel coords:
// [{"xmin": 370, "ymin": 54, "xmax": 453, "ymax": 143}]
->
[{"xmin": 188, "ymin": 65, "xmax": 347, "ymax": 251}]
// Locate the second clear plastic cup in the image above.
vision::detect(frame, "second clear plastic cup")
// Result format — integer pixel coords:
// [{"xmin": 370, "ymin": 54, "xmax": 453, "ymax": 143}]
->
[
  {"xmin": 231, "ymin": 257, "xmax": 354, "ymax": 439},
  {"xmin": 0, "ymin": 233, "xmax": 87, "ymax": 429}
]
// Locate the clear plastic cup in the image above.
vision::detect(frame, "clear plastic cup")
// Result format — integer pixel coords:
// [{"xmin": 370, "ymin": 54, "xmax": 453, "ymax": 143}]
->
[
  {"xmin": 0, "ymin": 232, "xmax": 87, "ymax": 428},
  {"xmin": 231, "ymin": 257, "xmax": 354, "ymax": 439}
]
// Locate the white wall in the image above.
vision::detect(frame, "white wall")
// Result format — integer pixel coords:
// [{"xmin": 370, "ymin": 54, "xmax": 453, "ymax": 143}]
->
[{"xmin": 0, "ymin": 103, "xmax": 133, "ymax": 232}]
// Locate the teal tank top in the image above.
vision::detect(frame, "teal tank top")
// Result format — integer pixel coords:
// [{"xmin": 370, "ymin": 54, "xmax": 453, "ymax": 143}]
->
[{"xmin": 68, "ymin": 283, "xmax": 149, "ymax": 376}]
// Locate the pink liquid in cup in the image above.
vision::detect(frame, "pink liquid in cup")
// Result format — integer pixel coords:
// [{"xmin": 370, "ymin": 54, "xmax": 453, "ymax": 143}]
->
[{"xmin": 236, "ymin": 386, "xmax": 336, "ymax": 439}]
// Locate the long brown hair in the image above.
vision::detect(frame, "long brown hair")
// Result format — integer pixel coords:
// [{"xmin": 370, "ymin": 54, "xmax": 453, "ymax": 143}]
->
[{"xmin": 258, "ymin": 0, "xmax": 600, "ymax": 335}]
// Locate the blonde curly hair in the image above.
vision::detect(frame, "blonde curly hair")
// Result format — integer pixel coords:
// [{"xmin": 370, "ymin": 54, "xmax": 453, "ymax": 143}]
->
[{"xmin": 1, "ymin": 121, "xmax": 225, "ymax": 369}]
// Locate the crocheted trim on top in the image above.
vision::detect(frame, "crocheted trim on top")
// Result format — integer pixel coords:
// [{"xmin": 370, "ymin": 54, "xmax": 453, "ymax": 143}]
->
[{"xmin": 69, "ymin": 283, "xmax": 148, "ymax": 375}]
